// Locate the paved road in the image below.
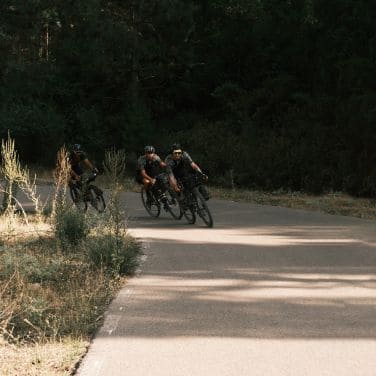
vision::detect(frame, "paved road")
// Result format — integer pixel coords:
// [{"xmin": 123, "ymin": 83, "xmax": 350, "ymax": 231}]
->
[{"xmin": 72, "ymin": 192, "xmax": 376, "ymax": 375}]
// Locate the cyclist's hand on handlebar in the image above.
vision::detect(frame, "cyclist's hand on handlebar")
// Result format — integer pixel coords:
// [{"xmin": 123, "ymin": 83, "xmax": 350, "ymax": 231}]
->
[
  {"xmin": 201, "ymin": 173, "xmax": 208, "ymax": 181},
  {"xmin": 151, "ymin": 178, "xmax": 156, "ymax": 185},
  {"xmin": 92, "ymin": 168, "xmax": 99, "ymax": 175}
]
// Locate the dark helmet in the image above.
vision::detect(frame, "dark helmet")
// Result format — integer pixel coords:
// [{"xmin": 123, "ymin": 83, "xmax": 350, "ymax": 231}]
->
[
  {"xmin": 171, "ymin": 143, "xmax": 182, "ymax": 152},
  {"xmin": 72, "ymin": 143, "xmax": 82, "ymax": 152},
  {"xmin": 144, "ymin": 145, "xmax": 155, "ymax": 154}
]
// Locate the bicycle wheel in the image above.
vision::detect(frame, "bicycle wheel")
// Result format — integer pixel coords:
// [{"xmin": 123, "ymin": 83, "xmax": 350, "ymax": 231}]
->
[
  {"xmin": 69, "ymin": 185, "xmax": 87, "ymax": 211},
  {"xmin": 141, "ymin": 186, "xmax": 161, "ymax": 217},
  {"xmin": 178, "ymin": 192, "xmax": 195, "ymax": 224},
  {"xmin": 182, "ymin": 205, "xmax": 196, "ymax": 224},
  {"xmin": 193, "ymin": 188, "xmax": 213, "ymax": 227},
  {"xmin": 88, "ymin": 185, "xmax": 106, "ymax": 213},
  {"xmin": 164, "ymin": 189, "xmax": 182, "ymax": 220}
]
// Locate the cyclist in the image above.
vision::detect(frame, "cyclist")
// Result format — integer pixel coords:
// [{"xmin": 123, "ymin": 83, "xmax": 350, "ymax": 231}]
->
[
  {"xmin": 165, "ymin": 143, "xmax": 210, "ymax": 200},
  {"xmin": 136, "ymin": 145, "xmax": 166, "ymax": 190},
  {"xmin": 68, "ymin": 144, "xmax": 98, "ymax": 194}
]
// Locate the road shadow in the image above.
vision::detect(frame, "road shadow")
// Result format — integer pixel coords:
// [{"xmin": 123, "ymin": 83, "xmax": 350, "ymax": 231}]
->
[{"xmin": 100, "ymin": 224, "xmax": 376, "ymax": 339}]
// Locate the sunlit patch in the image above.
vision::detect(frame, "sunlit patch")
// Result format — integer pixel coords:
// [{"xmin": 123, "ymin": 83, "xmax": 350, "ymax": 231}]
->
[{"xmin": 129, "ymin": 226, "xmax": 364, "ymax": 247}]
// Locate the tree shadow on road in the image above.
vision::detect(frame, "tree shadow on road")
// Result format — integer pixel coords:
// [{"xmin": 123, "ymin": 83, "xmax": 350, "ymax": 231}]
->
[{"xmin": 101, "ymin": 222, "xmax": 376, "ymax": 339}]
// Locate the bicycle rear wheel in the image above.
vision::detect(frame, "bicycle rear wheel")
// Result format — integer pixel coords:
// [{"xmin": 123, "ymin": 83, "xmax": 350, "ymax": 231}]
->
[
  {"xmin": 193, "ymin": 188, "xmax": 213, "ymax": 227},
  {"xmin": 141, "ymin": 186, "xmax": 161, "ymax": 217},
  {"xmin": 164, "ymin": 189, "xmax": 182, "ymax": 219},
  {"xmin": 183, "ymin": 206, "xmax": 196, "ymax": 224}
]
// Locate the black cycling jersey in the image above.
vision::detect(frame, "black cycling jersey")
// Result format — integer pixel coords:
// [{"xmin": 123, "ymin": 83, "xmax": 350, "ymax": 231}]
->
[
  {"xmin": 69, "ymin": 150, "xmax": 88, "ymax": 176},
  {"xmin": 165, "ymin": 151, "xmax": 194, "ymax": 179}
]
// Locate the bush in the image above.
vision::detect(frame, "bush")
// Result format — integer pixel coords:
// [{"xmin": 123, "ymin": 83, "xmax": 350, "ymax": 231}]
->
[
  {"xmin": 0, "ymin": 247, "xmax": 68, "ymax": 284},
  {"xmin": 54, "ymin": 207, "xmax": 89, "ymax": 249},
  {"xmin": 86, "ymin": 235, "xmax": 140, "ymax": 275}
]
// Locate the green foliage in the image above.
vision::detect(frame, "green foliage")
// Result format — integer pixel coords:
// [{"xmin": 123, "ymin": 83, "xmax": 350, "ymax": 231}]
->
[
  {"xmin": 1, "ymin": 0, "xmax": 376, "ymax": 195},
  {"xmin": 0, "ymin": 248, "xmax": 67, "ymax": 284},
  {"xmin": 86, "ymin": 235, "xmax": 140, "ymax": 276},
  {"xmin": 54, "ymin": 208, "xmax": 89, "ymax": 249}
]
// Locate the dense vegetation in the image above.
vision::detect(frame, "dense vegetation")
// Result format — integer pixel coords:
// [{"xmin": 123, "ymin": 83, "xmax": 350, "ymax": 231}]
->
[{"xmin": 1, "ymin": 1, "xmax": 375, "ymax": 195}]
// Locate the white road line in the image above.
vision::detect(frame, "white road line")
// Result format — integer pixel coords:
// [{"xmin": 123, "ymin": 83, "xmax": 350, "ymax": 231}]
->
[{"xmin": 100, "ymin": 314, "xmax": 121, "ymax": 336}]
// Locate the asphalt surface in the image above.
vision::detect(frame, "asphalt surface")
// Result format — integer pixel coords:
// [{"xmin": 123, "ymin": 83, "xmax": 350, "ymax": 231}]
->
[{"xmin": 72, "ymin": 191, "xmax": 376, "ymax": 375}]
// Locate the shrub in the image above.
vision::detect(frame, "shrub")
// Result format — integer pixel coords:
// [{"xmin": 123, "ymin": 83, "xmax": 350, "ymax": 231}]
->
[
  {"xmin": 0, "ymin": 247, "xmax": 68, "ymax": 284},
  {"xmin": 86, "ymin": 235, "xmax": 140, "ymax": 275},
  {"xmin": 54, "ymin": 207, "xmax": 89, "ymax": 249}
]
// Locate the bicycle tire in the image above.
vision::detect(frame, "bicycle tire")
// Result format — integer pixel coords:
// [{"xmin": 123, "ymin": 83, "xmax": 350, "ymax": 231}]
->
[
  {"xmin": 193, "ymin": 187, "xmax": 213, "ymax": 227},
  {"xmin": 177, "ymin": 191, "xmax": 196, "ymax": 224},
  {"xmin": 164, "ymin": 189, "xmax": 182, "ymax": 220},
  {"xmin": 69, "ymin": 185, "xmax": 87, "ymax": 211},
  {"xmin": 88, "ymin": 185, "xmax": 106, "ymax": 213},
  {"xmin": 141, "ymin": 186, "xmax": 161, "ymax": 217},
  {"xmin": 182, "ymin": 203, "xmax": 196, "ymax": 224}
]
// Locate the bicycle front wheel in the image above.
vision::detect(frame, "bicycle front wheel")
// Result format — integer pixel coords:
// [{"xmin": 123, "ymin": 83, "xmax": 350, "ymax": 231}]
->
[
  {"xmin": 88, "ymin": 185, "xmax": 106, "ymax": 213},
  {"xmin": 141, "ymin": 186, "xmax": 161, "ymax": 218},
  {"xmin": 164, "ymin": 189, "xmax": 182, "ymax": 220},
  {"xmin": 193, "ymin": 188, "xmax": 213, "ymax": 227}
]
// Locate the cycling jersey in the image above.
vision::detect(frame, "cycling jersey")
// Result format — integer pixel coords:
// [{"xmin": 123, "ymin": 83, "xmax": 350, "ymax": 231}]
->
[
  {"xmin": 165, "ymin": 151, "xmax": 194, "ymax": 179},
  {"xmin": 69, "ymin": 151, "xmax": 88, "ymax": 176},
  {"xmin": 137, "ymin": 154, "xmax": 163, "ymax": 177}
]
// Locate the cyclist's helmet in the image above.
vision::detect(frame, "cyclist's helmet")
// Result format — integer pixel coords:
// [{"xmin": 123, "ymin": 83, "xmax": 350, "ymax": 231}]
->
[
  {"xmin": 144, "ymin": 145, "xmax": 155, "ymax": 154},
  {"xmin": 171, "ymin": 143, "xmax": 182, "ymax": 152}
]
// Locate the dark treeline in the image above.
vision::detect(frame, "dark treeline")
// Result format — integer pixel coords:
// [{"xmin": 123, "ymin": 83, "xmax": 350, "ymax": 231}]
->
[{"xmin": 1, "ymin": 1, "xmax": 375, "ymax": 195}]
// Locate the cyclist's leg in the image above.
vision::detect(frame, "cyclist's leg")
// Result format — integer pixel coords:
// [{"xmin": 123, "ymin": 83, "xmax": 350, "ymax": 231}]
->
[
  {"xmin": 71, "ymin": 165, "xmax": 84, "ymax": 190},
  {"xmin": 142, "ymin": 177, "xmax": 154, "ymax": 204}
]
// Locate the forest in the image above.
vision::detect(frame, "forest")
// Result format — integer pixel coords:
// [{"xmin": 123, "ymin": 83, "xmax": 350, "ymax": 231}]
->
[{"xmin": 1, "ymin": 0, "xmax": 375, "ymax": 195}]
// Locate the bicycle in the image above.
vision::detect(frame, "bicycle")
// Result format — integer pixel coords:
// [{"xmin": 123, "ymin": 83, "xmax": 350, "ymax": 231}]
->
[
  {"xmin": 141, "ymin": 173, "xmax": 182, "ymax": 219},
  {"xmin": 69, "ymin": 172, "xmax": 106, "ymax": 213},
  {"xmin": 178, "ymin": 173, "xmax": 213, "ymax": 228}
]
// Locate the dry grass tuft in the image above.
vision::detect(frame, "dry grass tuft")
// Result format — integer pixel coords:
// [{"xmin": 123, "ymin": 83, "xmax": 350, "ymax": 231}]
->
[{"xmin": 0, "ymin": 338, "xmax": 88, "ymax": 376}]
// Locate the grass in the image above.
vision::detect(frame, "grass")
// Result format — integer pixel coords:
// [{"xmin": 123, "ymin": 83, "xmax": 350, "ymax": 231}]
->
[
  {"xmin": 0, "ymin": 218, "xmax": 140, "ymax": 375},
  {"xmin": 0, "ymin": 142, "xmax": 141, "ymax": 375},
  {"xmin": 209, "ymin": 186, "xmax": 376, "ymax": 220},
  {"xmin": 0, "ymin": 337, "xmax": 87, "ymax": 376},
  {"xmin": 0, "ymin": 215, "xmax": 140, "ymax": 376}
]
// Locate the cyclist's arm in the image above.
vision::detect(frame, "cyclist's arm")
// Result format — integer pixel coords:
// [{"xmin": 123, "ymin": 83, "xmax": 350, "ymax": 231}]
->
[
  {"xmin": 191, "ymin": 162, "xmax": 202, "ymax": 174},
  {"xmin": 141, "ymin": 169, "xmax": 156, "ymax": 184},
  {"xmin": 83, "ymin": 158, "xmax": 96, "ymax": 171},
  {"xmin": 191, "ymin": 161, "xmax": 208, "ymax": 181},
  {"xmin": 165, "ymin": 158, "xmax": 179, "ymax": 192},
  {"xmin": 84, "ymin": 158, "xmax": 98, "ymax": 174},
  {"xmin": 70, "ymin": 168, "xmax": 81, "ymax": 181},
  {"xmin": 168, "ymin": 173, "xmax": 179, "ymax": 192},
  {"xmin": 183, "ymin": 152, "xmax": 202, "ymax": 174}
]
